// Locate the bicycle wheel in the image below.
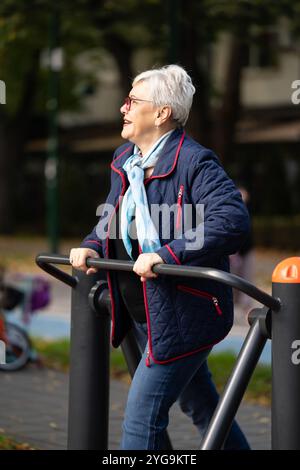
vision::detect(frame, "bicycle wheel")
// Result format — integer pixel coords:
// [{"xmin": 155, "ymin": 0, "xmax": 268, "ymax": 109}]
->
[{"xmin": 0, "ymin": 322, "xmax": 31, "ymax": 371}]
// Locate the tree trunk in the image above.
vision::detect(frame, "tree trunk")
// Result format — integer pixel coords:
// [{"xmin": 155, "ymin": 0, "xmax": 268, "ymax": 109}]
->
[
  {"xmin": 176, "ymin": 0, "xmax": 212, "ymax": 146},
  {"xmin": 213, "ymin": 36, "xmax": 244, "ymax": 163},
  {"xmin": 105, "ymin": 34, "xmax": 134, "ymax": 98}
]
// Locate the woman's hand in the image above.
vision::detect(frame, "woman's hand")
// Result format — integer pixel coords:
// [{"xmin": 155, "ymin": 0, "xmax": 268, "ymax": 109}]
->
[
  {"xmin": 133, "ymin": 253, "xmax": 164, "ymax": 282},
  {"xmin": 69, "ymin": 248, "xmax": 100, "ymax": 275}
]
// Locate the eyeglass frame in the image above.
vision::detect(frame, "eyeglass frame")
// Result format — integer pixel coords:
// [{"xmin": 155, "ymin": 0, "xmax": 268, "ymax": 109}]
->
[{"xmin": 123, "ymin": 95, "xmax": 153, "ymax": 111}]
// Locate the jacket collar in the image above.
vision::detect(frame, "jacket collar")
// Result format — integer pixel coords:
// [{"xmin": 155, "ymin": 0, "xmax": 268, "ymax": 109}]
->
[{"xmin": 111, "ymin": 128, "xmax": 185, "ymax": 179}]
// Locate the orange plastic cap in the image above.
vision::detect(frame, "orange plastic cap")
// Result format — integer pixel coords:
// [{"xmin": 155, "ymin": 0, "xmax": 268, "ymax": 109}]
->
[{"xmin": 272, "ymin": 257, "xmax": 300, "ymax": 283}]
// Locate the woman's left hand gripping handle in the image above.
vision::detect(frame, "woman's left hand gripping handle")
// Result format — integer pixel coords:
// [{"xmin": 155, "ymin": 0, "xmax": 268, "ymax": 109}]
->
[{"xmin": 69, "ymin": 248, "xmax": 100, "ymax": 275}]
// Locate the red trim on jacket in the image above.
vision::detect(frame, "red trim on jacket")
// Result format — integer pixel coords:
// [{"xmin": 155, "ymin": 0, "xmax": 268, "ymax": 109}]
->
[
  {"xmin": 142, "ymin": 278, "xmax": 227, "ymax": 365},
  {"xmin": 144, "ymin": 131, "xmax": 186, "ymax": 184},
  {"xmin": 176, "ymin": 284, "xmax": 223, "ymax": 316},
  {"xmin": 86, "ymin": 239, "xmax": 102, "ymax": 247},
  {"xmin": 111, "ymin": 145, "xmax": 132, "ymax": 172},
  {"xmin": 165, "ymin": 244, "xmax": 181, "ymax": 265}
]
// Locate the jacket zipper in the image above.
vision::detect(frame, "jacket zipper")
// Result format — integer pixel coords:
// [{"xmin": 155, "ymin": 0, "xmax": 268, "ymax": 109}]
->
[
  {"xmin": 176, "ymin": 284, "xmax": 223, "ymax": 316},
  {"xmin": 111, "ymin": 131, "xmax": 186, "ymax": 367},
  {"xmin": 176, "ymin": 184, "xmax": 184, "ymax": 230}
]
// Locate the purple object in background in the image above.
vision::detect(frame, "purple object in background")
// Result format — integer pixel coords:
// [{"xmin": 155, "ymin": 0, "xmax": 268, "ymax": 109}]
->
[{"xmin": 30, "ymin": 277, "xmax": 51, "ymax": 312}]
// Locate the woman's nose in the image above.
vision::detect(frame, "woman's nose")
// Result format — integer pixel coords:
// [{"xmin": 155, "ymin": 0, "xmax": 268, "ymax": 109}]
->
[{"xmin": 120, "ymin": 103, "xmax": 127, "ymax": 114}]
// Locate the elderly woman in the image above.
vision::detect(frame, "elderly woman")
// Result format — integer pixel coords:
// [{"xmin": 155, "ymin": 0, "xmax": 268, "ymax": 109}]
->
[{"xmin": 70, "ymin": 65, "xmax": 250, "ymax": 450}]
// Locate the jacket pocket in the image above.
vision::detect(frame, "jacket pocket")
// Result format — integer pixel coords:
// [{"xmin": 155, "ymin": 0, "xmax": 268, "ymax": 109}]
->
[
  {"xmin": 176, "ymin": 184, "xmax": 184, "ymax": 230},
  {"xmin": 176, "ymin": 284, "xmax": 223, "ymax": 316}
]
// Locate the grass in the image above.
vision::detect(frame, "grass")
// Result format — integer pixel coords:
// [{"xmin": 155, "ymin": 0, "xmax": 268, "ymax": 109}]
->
[
  {"xmin": 0, "ymin": 235, "xmax": 81, "ymax": 273},
  {"xmin": 32, "ymin": 337, "xmax": 130, "ymax": 381},
  {"xmin": 208, "ymin": 351, "xmax": 271, "ymax": 406},
  {"xmin": 32, "ymin": 338, "xmax": 70, "ymax": 372},
  {"xmin": 0, "ymin": 434, "xmax": 34, "ymax": 450},
  {"xmin": 32, "ymin": 338, "xmax": 271, "ymax": 404}
]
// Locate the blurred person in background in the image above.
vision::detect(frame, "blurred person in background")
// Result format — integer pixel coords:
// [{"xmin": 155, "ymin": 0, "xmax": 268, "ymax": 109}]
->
[{"xmin": 230, "ymin": 186, "xmax": 255, "ymax": 313}]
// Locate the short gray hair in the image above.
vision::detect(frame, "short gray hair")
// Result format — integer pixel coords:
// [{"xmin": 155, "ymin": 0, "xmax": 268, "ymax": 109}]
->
[{"xmin": 132, "ymin": 64, "xmax": 195, "ymax": 127}]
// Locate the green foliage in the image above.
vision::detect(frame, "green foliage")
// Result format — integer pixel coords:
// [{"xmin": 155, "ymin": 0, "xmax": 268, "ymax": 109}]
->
[
  {"xmin": 208, "ymin": 350, "xmax": 271, "ymax": 405},
  {"xmin": 1, "ymin": 0, "xmax": 299, "ymax": 234},
  {"xmin": 32, "ymin": 337, "xmax": 70, "ymax": 371},
  {"xmin": 0, "ymin": 0, "xmax": 103, "ymax": 116},
  {"xmin": 0, "ymin": 0, "xmax": 298, "ymax": 119},
  {"xmin": 32, "ymin": 337, "xmax": 129, "ymax": 377},
  {"xmin": 0, "ymin": 434, "xmax": 33, "ymax": 449}
]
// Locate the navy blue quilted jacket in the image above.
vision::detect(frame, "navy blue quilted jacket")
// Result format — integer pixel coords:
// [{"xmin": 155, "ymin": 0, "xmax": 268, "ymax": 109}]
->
[{"xmin": 81, "ymin": 128, "xmax": 250, "ymax": 366}]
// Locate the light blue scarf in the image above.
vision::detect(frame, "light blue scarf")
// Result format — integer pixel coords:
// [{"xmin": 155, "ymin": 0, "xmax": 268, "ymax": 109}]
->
[{"xmin": 120, "ymin": 130, "xmax": 174, "ymax": 259}]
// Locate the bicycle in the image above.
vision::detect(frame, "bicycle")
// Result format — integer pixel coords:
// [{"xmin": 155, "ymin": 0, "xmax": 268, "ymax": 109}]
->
[{"xmin": 0, "ymin": 266, "xmax": 51, "ymax": 371}]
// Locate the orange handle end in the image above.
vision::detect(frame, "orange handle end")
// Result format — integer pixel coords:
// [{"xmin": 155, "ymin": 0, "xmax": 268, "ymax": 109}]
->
[{"xmin": 272, "ymin": 257, "xmax": 300, "ymax": 283}]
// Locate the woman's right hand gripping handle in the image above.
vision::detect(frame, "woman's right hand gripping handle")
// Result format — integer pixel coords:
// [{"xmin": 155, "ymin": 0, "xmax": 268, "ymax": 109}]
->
[{"xmin": 69, "ymin": 248, "xmax": 100, "ymax": 275}]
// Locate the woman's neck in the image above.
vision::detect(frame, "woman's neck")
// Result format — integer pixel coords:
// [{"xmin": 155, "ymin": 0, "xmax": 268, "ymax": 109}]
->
[{"xmin": 136, "ymin": 125, "xmax": 176, "ymax": 156}]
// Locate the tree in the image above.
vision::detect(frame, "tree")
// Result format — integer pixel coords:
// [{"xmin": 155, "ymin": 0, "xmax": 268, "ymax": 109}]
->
[
  {"xmin": 0, "ymin": 0, "xmax": 166, "ymax": 233},
  {"xmin": 0, "ymin": 0, "xmax": 298, "ymax": 234},
  {"xmin": 206, "ymin": 0, "xmax": 295, "ymax": 163},
  {"xmin": 0, "ymin": 0, "xmax": 101, "ymax": 232},
  {"xmin": 164, "ymin": 0, "xmax": 297, "ymax": 162}
]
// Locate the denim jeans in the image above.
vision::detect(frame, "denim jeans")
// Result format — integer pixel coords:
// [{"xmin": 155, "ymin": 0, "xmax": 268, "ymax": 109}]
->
[{"xmin": 120, "ymin": 320, "xmax": 250, "ymax": 450}]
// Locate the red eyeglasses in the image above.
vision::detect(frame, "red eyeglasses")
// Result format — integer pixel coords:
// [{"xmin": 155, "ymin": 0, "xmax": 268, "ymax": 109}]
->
[{"xmin": 123, "ymin": 96, "xmax": 153, "ymax": 111}]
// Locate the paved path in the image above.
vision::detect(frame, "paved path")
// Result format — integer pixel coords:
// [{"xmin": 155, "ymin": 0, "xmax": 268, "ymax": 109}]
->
[{"xmin": 0, "ymin": 366, "xmax": 270, "ymax": 450}]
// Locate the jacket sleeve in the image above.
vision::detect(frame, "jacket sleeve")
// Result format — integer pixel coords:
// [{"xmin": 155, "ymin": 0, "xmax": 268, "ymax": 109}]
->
[
  {"xmin": 155, "ymin": 149, "xmax": 250, "ymax": 266},
  {"xmin": 80, "ymin": 224, "xmax": 104, "ymax": 257}
]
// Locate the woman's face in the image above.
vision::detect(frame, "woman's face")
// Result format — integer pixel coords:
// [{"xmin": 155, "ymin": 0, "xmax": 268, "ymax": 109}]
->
[{"xmin": 120, "ymin": 81, "xmax": 159, "ymax": 147}]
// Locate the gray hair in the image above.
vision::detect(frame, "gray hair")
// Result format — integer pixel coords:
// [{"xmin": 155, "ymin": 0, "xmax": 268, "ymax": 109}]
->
[{"xmin": 132, "ymin": 64, "xmax": 195, "ymax": 127}]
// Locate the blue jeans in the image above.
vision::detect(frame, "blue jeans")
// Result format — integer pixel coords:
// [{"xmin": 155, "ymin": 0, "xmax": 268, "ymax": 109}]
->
[{"xmin": 120, "ymin": 320, "xmax": 250, "ymax": 450}]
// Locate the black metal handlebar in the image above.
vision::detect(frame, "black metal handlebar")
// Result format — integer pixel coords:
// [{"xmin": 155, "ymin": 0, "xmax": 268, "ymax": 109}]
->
[
  {"xmin": 35, "ymin": 253, "xmax": 281, "ymax": 311},
  {"xmin": 35, "ymin": 254, "xmax": 78, "ymax": 288}
]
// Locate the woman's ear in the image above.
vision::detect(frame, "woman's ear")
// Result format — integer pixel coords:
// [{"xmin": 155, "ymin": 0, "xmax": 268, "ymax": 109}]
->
[{"xmin": 155, "ymin": 106, "xmax": 172, "ymax": 126}]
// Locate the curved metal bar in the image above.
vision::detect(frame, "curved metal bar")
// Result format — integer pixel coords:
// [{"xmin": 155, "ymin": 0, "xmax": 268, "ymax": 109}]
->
[
  {"xmin": 36, "ymin": 254, "xmax": 281, "ymax": 311},
  {"xmin": 86, "ymin": 258, "xmax": 281, "ymax": 312},
  {"xmin": 35, "ymin": 254, "xmax": 78, "ymax": 288}
]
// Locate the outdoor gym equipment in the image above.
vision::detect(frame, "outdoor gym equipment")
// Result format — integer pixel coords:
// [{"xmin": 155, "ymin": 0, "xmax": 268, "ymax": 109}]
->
[{"xmin": 36, "ymin": 254, "xmax": 300, "ymax": 450}]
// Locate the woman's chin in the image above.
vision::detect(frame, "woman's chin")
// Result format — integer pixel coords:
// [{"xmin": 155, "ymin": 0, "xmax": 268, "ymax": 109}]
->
[{"xmin": 121, "ymin": 126, "xmax": 132, "ymax": 140}]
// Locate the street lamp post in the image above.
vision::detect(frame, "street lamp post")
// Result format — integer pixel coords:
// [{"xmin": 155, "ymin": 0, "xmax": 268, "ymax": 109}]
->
[{"xmin": 46, "ymin": 10, "xmax": 63, "ymax": 253}]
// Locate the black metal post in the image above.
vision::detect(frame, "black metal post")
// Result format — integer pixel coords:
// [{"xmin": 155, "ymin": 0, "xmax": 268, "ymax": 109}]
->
[
  {"xmin": 67, "ymin": 269, "xmax": 111, "ymax": 450},
  {"xmin": 200, "ymin": 311, "xmax": 270, "ymax": 450},
  {"xmin": 272, "ymin": 257, "xmax": 300, "ymax": 450}
]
